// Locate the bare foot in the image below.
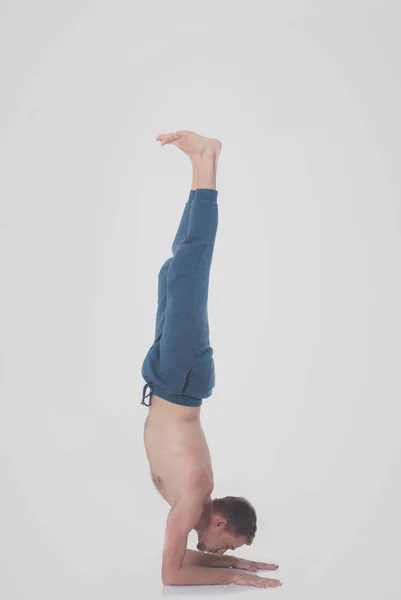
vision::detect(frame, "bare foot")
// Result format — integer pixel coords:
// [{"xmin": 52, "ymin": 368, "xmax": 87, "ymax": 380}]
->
[{"xmin": 156, "ymin": 130, "xmax": 222, "ymax": 164}]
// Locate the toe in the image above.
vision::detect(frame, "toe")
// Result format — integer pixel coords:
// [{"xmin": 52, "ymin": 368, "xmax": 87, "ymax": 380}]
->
[
  {"xmin": 157, "ymin": 132, "xmax": 181, "ymax": 146},
  {"xmin": 163, "ymin": 133, "xmax": 178, "ymax": 145}
]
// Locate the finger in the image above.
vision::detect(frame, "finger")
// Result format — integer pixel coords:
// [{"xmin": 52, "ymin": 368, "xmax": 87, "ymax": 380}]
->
[
  {"xmin": 257, "ymin": 563, "xmax": 279, "ymax": 570},
  {"xmin": 254, "ymin": 578, "xmax": 281, "ymax": 588},
  {"xmin": 262, "ymin": 578, "xmax": 281, "ymax": 588}
]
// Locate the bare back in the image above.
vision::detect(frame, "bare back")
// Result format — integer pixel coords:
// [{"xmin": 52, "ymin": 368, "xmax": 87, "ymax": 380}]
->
[{"xmin": 143, "ymin": 395, "xmax": 214, "ymax": 508}]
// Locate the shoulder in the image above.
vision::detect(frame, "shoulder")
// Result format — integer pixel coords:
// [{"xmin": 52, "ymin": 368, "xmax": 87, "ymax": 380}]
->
[
  {"xmin": 182, "ymin": 470, "xmax": 214, "ymax": 505},
  {"xmin": 169, "ymin": 476, "xmax": 213, "ymax": 530}
]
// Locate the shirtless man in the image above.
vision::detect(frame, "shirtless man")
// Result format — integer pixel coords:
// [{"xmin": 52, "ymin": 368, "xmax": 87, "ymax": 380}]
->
[{"xmin": 140, "ymin": 131, "xmax": 281, "ymax": 588}]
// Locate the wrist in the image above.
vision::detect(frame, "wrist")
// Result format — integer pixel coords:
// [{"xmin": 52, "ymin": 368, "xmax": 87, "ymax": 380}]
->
[
  {"xmin": 210, "ymin": 554, "xmax": 237, "ymax": 568},
  {"xmin": 225, "ymin": 554, "xmax": 238, "ymax": 568}
]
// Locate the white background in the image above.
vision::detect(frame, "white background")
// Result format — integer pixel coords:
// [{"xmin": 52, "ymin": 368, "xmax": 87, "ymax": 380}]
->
[{"xmin": 1, "ymin": 1, "xmax": 400, "ymax": 598}]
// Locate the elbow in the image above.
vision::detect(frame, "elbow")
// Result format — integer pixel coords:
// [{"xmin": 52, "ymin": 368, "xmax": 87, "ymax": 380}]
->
[
  {"xmin": 162, "ymin": 570, "xmax": 176, "ymax": 586},
  {"xmin": 163, "ymin": 567, "xmax": 186, "ymax": 586}
]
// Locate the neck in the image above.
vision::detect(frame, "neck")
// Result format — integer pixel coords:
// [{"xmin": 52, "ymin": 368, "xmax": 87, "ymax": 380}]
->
[{"xmin": 194, "ymin": 497, "xmax": 214, "ymax": 534}]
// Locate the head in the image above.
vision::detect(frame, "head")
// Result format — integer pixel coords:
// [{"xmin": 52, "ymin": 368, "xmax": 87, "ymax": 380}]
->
[{"xmin": 196, "ymin": 496, "xmax": 257, "ymax": 556}]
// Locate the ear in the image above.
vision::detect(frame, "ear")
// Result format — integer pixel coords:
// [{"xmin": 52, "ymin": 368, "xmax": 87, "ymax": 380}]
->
[{"xmin": 214, "ymin": 515, "xmax": 228, "ymax": 528}]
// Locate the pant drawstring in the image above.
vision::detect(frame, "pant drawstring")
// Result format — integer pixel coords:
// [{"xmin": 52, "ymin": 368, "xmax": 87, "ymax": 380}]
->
[{"xmin": 141, "ymin": 382, "xmax": 154, "ymax": 406}]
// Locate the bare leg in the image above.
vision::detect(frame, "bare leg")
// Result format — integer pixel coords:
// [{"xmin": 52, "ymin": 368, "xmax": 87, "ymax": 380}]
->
[
  {"xmin": 191, "ymin": 153, "xmax": 217, "ymax": 190},
  {"xmin": 191, "ymin": 160, "xmax": 198, "ymax": 191},
  {"xmin": 156, "ymin": 130, "xmax": 222, "ymax": 191}
]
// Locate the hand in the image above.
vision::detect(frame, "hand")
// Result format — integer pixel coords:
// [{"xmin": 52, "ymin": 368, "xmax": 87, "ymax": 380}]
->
[
  {"xmin": 232, "ymin": 571, "xmax": 281, "ymax": 588},
  {"xmin": 234, "ymin": 557, "xmax": 279, "ymax": 572}
]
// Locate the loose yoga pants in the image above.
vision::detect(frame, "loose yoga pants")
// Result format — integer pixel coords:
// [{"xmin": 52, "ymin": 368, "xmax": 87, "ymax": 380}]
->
[{"xmin": 141, "ymin": 188, "xmax": 218, "ymax": 407}]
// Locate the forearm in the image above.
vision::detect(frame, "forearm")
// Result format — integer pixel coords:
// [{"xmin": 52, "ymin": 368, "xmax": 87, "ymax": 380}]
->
[
  {"xmin": 183, "ymin": 549, "xmax": 237, "ymax": 568},
  {"xmin": 164, "ymin": 565, "xmax": 234, "ymax": 586}
]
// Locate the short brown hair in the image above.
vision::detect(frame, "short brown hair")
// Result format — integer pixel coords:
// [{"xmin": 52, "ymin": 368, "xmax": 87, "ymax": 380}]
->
[{"xmin": 212, "ymin": 496, "xmax": 257, "ymax": 545}]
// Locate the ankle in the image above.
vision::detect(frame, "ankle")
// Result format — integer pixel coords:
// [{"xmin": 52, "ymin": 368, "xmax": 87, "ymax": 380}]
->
[{"xmin": 191, "ymin": 150, "xmax": 217, "ymax": 165}]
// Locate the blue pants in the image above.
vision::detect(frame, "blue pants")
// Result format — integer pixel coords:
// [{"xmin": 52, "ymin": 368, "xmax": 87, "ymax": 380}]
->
[{"xmin": 141, "ymin": 188, "xmax": 218, "ymax": 407}]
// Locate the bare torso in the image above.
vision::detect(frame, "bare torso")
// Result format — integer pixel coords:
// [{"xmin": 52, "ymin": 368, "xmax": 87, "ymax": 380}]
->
[{"xmin": 143, "ymin": 395, "xmax": 214, "ymax": 507}]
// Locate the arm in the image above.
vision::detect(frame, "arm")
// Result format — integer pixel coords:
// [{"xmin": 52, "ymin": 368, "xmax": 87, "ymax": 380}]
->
[
  {"xmin": 182, "ymin": 549, "xmax": 237, "ymax": 568},
  {"xmin": 183, "ymin": 550, "xmax": 278, "ymax": 572},
  {"xmin": 161, "ymin": 494, "xmax": 235, "ymax": 586}
]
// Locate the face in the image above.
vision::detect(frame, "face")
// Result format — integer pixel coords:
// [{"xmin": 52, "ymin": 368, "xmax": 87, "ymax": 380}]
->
[{"xmin": 197, "ymin": 516, "xmax": 247, "ymax": 556}]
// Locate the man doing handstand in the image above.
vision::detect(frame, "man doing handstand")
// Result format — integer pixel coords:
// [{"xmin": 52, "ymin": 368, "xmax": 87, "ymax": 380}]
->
[{"xmin": 140, "ymin": 130, "xmax": 281, "ymax": 588}]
